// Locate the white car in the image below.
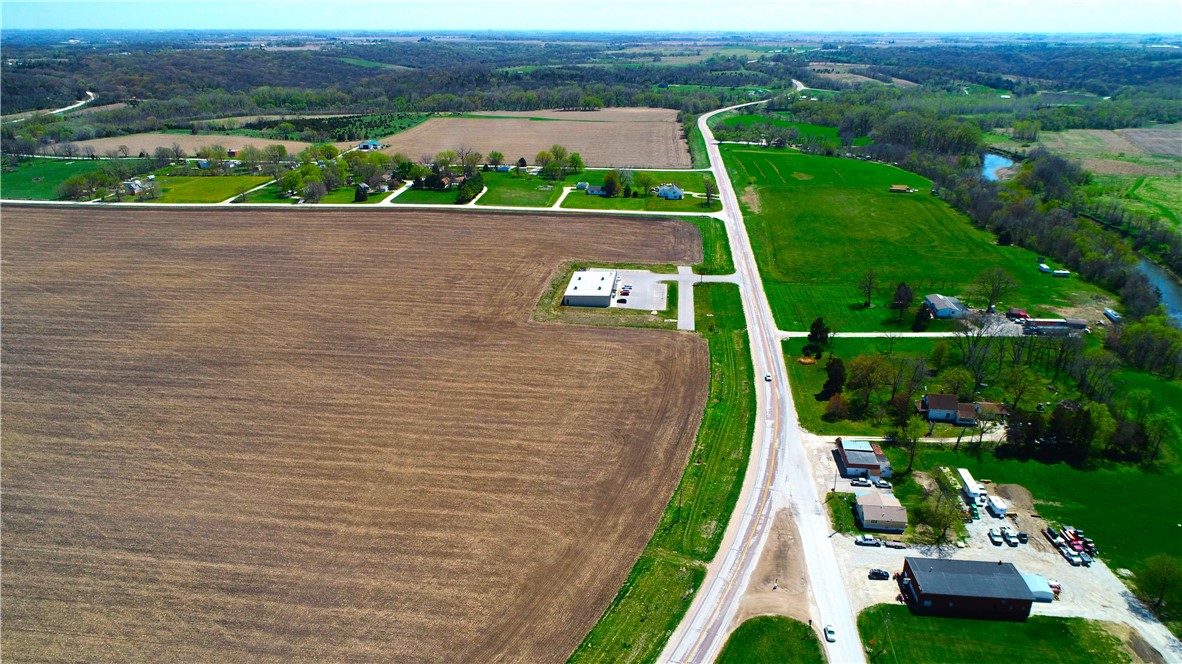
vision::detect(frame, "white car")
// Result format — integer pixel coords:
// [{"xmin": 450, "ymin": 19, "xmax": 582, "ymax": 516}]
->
[
  {"xmin": 823, "ymin": 625, "xmax": 836, "ymax": 642},
  {"xmin": 873, "ymin": 479, "xmax": 892, "ymax": 489}
]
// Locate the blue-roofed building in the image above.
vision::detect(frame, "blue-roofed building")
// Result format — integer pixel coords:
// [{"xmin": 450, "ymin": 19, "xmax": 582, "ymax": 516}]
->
[
  {"xmin": 835, "ymin": 438, "xmax": 892, "ymax": 479},
  {"xmin": 358, "ymin": 140, "xmax": 382, "ymax": 151}
]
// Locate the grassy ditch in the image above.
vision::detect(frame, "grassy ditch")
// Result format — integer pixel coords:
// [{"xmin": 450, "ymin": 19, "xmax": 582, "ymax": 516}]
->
[
  {"xmin": 857, "ymin": 604, "xmax": 1130, "ymax": 664},
  {"xmin": 716, "ymin": 615, "xmax": 824, "ymax": 664},
  {"xmin": 570, "ymin": 283, "xmax": 754, "ymax": 663}
]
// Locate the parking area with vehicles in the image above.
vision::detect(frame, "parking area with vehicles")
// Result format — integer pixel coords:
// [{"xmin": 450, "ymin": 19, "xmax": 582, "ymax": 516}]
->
[{"xmin": 1, "ymin": 206, "xmax": 709, "ymax": 662}]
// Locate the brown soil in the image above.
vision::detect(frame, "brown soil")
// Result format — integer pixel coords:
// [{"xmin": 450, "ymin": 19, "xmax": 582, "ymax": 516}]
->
[
  {"xmin": 473, "ymin": 108, "xmax": 680, "ymax": 123},
  {"xmin": 1117, "ymin": 126, "xmax": 1182, "ymax": 158},
  {"xmin": 733, "ymin": 509, "xmax": 811, "ymax": 626},
  {"xmin": 1104, "ymin": 621, "xmax": 1167, "ymax": 663},
  {"xmin": 740, "ymin": 185, "xmax": 762, "ymax": 213},
  {"xmin": 71, "ymin": 133, "xmax": 351, "ymax": 157},
  {"xmin": 991, "ymin": 484, "xmax": 1055, "ymax": 553},
  {"xmin": 379, "ymin": 113, "xmax": 691, "ymax": 169},
  {"xmin": 1, "ymin": 206, "xmax": 709, "ymax": 662}
]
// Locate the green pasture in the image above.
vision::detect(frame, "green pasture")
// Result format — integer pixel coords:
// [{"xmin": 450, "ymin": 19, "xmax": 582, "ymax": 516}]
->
[
  {"xmin": 716, "ymin": 616, "xmax": 823, "ymax": 664},
  {"xmin": 857, "ymin": 605, "xmax": 1129, "ymax": 664},
  {"xmin": 141, "ymin": 175, "xmax": 271, "ymax": 203},
  {"xmin": 561, "ymin": 170, "xmax": 721, "ymax": 213},
  {"xmin": 390, "ymin": 187, "xmax": 460, "ymax": 204},
  {"xmin": 1, "ymin": 158, "xmax": 105, "ymax": 199},
  {"xmin": 476, "ymin": 171, "xmax": 565, "ymax": 207},
  {"xmin": 723, "ymin": 148, "xmax": 1107, "ymax": 331}
]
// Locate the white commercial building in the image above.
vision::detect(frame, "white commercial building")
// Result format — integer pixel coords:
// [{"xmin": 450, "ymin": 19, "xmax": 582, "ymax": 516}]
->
[{"xmin": 562, "ymin": 270, "xmax": 617, "ymax": 307}]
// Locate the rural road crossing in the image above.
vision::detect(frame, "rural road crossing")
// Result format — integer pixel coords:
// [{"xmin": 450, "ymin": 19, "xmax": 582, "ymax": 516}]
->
[{"xmin": 660, "ymin": 101, "xmax": 866, "ymax": 664}]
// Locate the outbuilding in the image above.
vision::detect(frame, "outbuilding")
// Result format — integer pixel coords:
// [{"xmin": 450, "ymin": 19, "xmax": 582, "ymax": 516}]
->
[
  {"xmin": 900, "ymin": 557, "xmax": 1035, "ymax": 621},
  {"xmin": 924, "ymin": 293, "xmax": 969, "ymax": 319},
  {"xmin": 836, "ymin": 439, "xmax": 893, "ymax": 478},
  {"xmin": 561, "ymin": 270, "xmax": 617, "ymax": 308}
]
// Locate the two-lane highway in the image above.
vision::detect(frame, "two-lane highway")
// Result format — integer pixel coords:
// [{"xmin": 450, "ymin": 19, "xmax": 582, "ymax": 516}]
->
[{"xmin": 660, "ymin": 102, "xmax": 866, "ymax": 664}]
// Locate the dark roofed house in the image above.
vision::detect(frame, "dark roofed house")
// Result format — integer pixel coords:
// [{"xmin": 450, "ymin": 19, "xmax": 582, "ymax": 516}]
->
[
  {"xmin": 900, "ymin": 557, "xmax": 1035, "ymax": 621},
  {"xmin": 586, "ymin": 185, "xmax": 606, "ymax": 196},
  {"xmin": 917, "ymin": 393, "xmax": 976, "ymax": 425}
]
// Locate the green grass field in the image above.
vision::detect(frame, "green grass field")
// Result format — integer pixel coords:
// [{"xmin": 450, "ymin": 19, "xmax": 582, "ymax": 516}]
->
[
  {"xmin": 857, "ymin": 605, "xmax": 1129, "ymax": 664},
  {"xmin": 1, "ymin": 158, "xmax": 105, "ymax": 199},
  {"xmin": 571, "ymin": 283, "xmax": 753, "ymax": 664},
  {"xmin": 476, "ymin": 171, "xmax": 565, "ymax": 207},
  {"xmin": 719, "ymin": 114, "xmax": 872, "ymax": 146},
  {"xmin": 684, "ymin": 217, "xmax": 734, "ymax": 275},
  {"xmin": 561, "ymin": 170, "xmax": 721, "ymax": 213},
  {"xmin": 141, "ymin": 175, "xmax": 271, "ymax": 203},
  {"xmin": 318, "ymin": 186, "xmax": 385, "ymax": 204},
  {"xmin": 715, "ymin": 616, "xmax": 823, "ymax": 664},
  {"xmin": 687, "ymin": 120, "xmax": 709, "ymax": 169},
  {"xmin": 390, "ymin": 187, "xmax": 460, "ymax": 204},
  {"xmin": 724, "ymin": 148, "xmax": 1108, "ymax": 331}
]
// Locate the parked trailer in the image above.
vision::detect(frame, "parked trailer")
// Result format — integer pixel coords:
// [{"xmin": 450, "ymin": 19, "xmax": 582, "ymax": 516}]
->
[
  {"xmin": 987, "ymin": 495, "xmax": 1008, "ymax": 518},
  {"xmin": 1104, "ymin": 308, "xmax": 1122, "ymax": 323},
  {"xmin": 956, "ymin": 467, "xmax": 984, "ymax": 502}
]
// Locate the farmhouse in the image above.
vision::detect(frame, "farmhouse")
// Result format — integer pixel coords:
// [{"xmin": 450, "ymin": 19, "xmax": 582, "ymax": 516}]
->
[
  {"xmin": 856, "ymin": 492, "xmax": 907, "ymax": 532},
  {"xmin": 656, "ymin": 183, "xmax": 684, "ymax": 200},
  {"xmin": 916, "ymin": 394, "xmax": 977, "ymax": 425},
  {"xmin": 900, "ymin": 557, "xmax": 1035, "ymax": 621},
  {"xmin": 561, "ymin": 270, "xmax": 617, "ymax": 307},
  {"xmin": 836, "ymin": 439, "xmax": 893, "ymax": 479},
  {"xmin": 585, "ymin": 185, "xmax": 605, "ymax": 196},
  {"xmin": 924, "ymin": 293, "xmax": 969, "ymax": 319}
]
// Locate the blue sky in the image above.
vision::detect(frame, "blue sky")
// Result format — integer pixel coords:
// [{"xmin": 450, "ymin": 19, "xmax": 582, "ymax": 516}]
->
[{"xmin": 3, "ymin": 0, "xmax": 1180, "ymax": 33}]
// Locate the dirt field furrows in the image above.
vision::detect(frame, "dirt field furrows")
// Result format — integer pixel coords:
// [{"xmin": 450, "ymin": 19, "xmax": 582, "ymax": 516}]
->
[
  {"xmin": 379, "ymin": 110, "xmax": 692, "ymax": 169},
  {"xmin": 2, "ymin": 207, "xmax": 708, "ymax": 663},
  {"xmin": 1116, "ymin": 125, "xmax": 1182, "ymax": 158},
  {"xmin": 71, "ymin": 132, "xmax": 353, "ymax": 157}
]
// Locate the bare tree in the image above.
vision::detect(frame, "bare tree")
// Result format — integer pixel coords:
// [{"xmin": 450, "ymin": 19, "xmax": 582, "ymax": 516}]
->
[
  {"xmin": 117, "ymin": 144, "xmax": 130, "ymax": 158},
  {"xmin": 857, "ymin": 268, "xmax": 878, "ymax": 308},
  {"xmin": 973, "ymin": 267, "xmax": 1018, "ymax": 311},
  {"xmin": 704, "ymin": 177, "xmax": 719, "ymax": 205},
  {"xmin": 83, "ymin": 145, "xmax": 96, "ymax": 160}
]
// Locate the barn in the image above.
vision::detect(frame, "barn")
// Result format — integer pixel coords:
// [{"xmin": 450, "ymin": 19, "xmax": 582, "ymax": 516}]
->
[
  {"xmin": 561, "ymin": 270, "xmax": 617, "ymax": 307},
  {"xmin": 900, "ymin": 557, "xmax": 1035, "ymax": 621}
]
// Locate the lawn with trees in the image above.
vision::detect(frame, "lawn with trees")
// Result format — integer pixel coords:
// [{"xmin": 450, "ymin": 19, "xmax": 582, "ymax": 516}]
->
[
  {"xmin": 561, "ymin": 169, "xmax": 721, "ymax": 213},
  {"xmin": 724, "ymin": 148, "xmax": 1108, "ymax": 332}
]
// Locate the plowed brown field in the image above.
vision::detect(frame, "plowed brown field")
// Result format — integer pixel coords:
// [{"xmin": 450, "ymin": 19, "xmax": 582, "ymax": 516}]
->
[
  {"xmin": 2, "ymin": 206, "xmax": 708, "ymax": 662},
  {"xmin": 379, "ymin": 110, "xmax": 691, "ymax": 168}
]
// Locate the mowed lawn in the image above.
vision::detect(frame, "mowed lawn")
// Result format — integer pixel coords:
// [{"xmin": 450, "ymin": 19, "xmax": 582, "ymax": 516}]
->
[
  {"xmin": 477, "ymin": 171, "xmax": 565, "ymax": 207},
  {"xmin": 143, "ymin": 175, "xmax": 272, "ymax": 203},
  {"xmin": 719, "ymin": 115, "xmax": 871, "ymax": 146},
  {"xmin": 723, "ymin": 149, "xmax": 1107, "ymax": 331},
  {"xmin": 562, "ymin": 170, "xmax": 721, "ymax": 213},
  {"xmin": 716, "ymin": 616, "xmax": 823, "ymax": 664},
  {"xmin": 1, "ymin": 158, "xmax": 105, "ymax": 199},
  {"xmin": 857, "ymin": 605, "xmax": 1129, "ymax": 664}
]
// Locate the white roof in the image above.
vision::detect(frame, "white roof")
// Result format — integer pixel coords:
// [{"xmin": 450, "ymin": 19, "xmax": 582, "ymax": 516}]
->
[{"xmin": 564, "ymin": 270, "xmax": 616, "ymax": 298}]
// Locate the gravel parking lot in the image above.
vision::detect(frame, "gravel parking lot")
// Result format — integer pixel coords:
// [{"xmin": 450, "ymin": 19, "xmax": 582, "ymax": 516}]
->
[
  {"xmin": 612, "ymin": 269, "xmax": 669, "ymax": 312},
  {"xmin": 802, "ymin": 428, "xmax": 1182, "ymax": 660}
]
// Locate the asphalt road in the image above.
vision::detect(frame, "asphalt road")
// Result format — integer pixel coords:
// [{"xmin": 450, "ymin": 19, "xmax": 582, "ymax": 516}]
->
[{"xmin": 660, "ymin": 102, "xmax": 867, "ymax": 664}]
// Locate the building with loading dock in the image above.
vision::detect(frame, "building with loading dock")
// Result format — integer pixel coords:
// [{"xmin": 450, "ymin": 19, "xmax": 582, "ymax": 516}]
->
[{"xmin": 561, "ymin": 270, "xmax": 617, "ymax": 307}]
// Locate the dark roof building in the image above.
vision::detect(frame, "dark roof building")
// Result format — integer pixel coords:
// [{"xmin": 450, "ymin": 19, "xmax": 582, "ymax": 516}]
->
[{"xmin": 900, "ymin": 557, "xmax": 1035, "ymax": 621}]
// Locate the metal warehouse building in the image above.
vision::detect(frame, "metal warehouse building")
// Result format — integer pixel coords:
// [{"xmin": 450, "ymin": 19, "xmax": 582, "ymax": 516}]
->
[
  {"xmin": 900, "ymin": 557, "xmax": 1035, "ymax": 621},
  {"xmin": 561, "ymin": 270, "xmax": 617, "ymax": 307}
]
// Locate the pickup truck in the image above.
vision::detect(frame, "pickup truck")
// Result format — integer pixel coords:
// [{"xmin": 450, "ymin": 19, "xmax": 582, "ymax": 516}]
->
[{"xmin": 854, "ymin": 535, "xmax": 882, "ymax": 547}]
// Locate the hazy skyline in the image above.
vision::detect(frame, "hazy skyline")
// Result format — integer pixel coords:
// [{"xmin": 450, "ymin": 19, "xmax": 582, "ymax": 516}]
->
[{"xmin": 3, "ymin": 0, "xmax": 1181, "ymax": 34}]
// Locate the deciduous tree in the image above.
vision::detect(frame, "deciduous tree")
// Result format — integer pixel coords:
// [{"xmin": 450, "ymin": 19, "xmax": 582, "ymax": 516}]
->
[
  {"xmin": 891, "ymin": 282, "xmax": 914, "ymax": 321},
  {"xmin": 1134, "ymin": 555, "xmax": 1182, "ymax": 612},
  {"xmin": 857, "ymin": 268, "xmax": 877, "ymax": 308},
  {"xmin": 973, "ymin": 267, "xmax": 1018, "ymax": 311}
]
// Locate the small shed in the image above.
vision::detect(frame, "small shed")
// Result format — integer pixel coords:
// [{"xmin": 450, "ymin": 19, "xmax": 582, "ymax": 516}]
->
[
  {"xmin": 924, "ymin": 293, "xmax": 969, "ymax": 319},
  {"xmin": 575, "ymin": 182, "xmax": 589, "ymax": 190}
]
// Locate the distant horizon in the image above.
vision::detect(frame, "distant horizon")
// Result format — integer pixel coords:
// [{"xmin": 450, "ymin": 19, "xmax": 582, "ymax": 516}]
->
[
  {"xmin": 2, "ymin": 28, "xmax": 1181, "ymax": 37},
  {"xmin": 3, "ymin": 1, "xmax": 1181, "ymax": 35}
]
